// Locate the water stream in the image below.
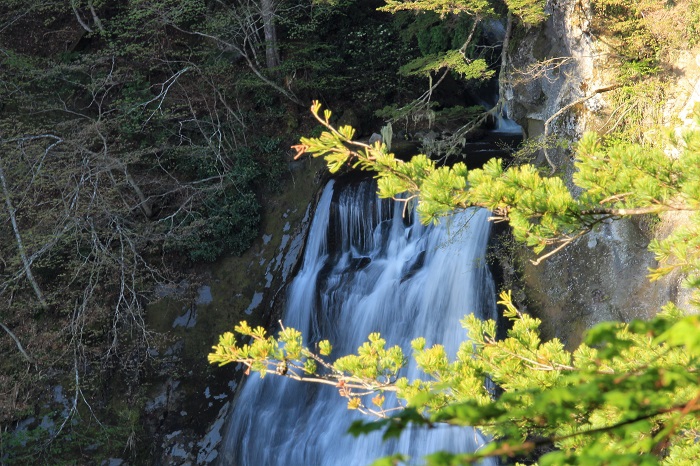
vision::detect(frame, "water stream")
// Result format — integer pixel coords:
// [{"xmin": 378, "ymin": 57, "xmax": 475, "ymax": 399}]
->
[{"xmin": 218, "ymin": 177, "xmax": 497, "ymax": 465}]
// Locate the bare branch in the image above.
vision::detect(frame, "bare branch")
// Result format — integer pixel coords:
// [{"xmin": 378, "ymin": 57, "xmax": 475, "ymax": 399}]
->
[
  {"xmin": 140, "ymin": 66, "xmax": 191, "ymax": 124},
  {"xmin": 88, "ymin": 0, "xmax": 105, "ymax": 34},
  {"xmin": 71, "ymin": 0, "xmax": 93, "ymax": 34},
  {"xmin": 169, "ymin": 25, "xmax": 303, "ymax": 105},
  {"xmin": 530, "ymin": 231, "xmax": 587, "ymax": 266},
  {"xmin": 509, "ymin": 57, "xmax": 575, "ymax": 86},
  {"xmin": 0, "ymin": 135, "xmax": 63, "ymax": 309},
  {"xmin": 0, "ymin": 322, "xmax": 34, "ymax": 364},
  {"xmin": 543, "ymin": 84, "xmax": 620, "ymax": 173}
]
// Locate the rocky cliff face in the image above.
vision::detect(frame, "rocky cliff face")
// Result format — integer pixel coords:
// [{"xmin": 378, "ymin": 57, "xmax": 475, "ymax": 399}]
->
[
  {"xmin": 504, "ymin": 0, "xmax": 697, "ymax": 345},
  {"xmin": 145, "ymin": 157, "xmax": 328, "ymax": 465},
  {"xmin": 506, "ymin": 0, "xmax": 598, "ymax": 145}
]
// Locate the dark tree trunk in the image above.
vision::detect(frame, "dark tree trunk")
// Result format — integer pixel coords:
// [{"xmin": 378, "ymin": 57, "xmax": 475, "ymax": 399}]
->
[{"xmin": 260, "ymin": 0, "xmax": 280, "ymax": 69}]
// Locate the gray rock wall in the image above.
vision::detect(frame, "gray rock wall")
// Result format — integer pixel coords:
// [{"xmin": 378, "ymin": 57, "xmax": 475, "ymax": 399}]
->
[{"xmin": 504, "ymin": 0, "xmax": 689, "ymax": 344}]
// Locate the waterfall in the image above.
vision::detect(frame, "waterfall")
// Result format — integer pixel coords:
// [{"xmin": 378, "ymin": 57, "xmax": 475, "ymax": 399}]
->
[{"xmin": 218, "ymin": 177, "xmax": 498, "ymax": 466}]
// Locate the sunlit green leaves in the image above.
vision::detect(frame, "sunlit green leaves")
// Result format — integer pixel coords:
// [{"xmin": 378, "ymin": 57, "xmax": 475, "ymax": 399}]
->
[
  {"xmin": 399, "ymin": 52, "xmax": 494, "ymax": 81},
  {"xmin": 336, "ymin": 290, "xmax": 699, "ymax": 465},
  {"xmin": 379, "ymin": 0, "xmax": 494, "ymax": 16},
  {"xmin": 504, "ymin": 0, "xmax": 547, "ymax": 25},
  {"xmin": 304, "ymin": 359, "xmax": 318, "ymax": 374},
  {"xmin": 210, "ymin": 291, "xmax": 700, "ymax": 465},
  {"xmin": 658, "ymin": 314, "xmax": 700, "ymax": 355},
  {"xmin": 648, "ymin": 214, "xmax": 700, "ymax": 303},
  {"xmin": 319, "ymin": 339, "xmax": 333, "ymax": 356},
  {"xmin": 334, "ymin": 333, "xmax": 405, "ymax": 382},
  {"xmin": 303, "ymin": 103, "xmax": 700, "ymax": 283},
  {"xmin": 574, "ymin": 133, "xmax": 677, "ymax": 209},
  {"xmin": 207, "ymin": 331, "xmax": 240, "ymax": 366}
]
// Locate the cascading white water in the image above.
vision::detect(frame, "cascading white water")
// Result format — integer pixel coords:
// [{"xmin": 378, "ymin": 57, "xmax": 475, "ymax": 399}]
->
[{"xmin": 218, "ymin": 177, "xmax": 498, "ymax": 466}]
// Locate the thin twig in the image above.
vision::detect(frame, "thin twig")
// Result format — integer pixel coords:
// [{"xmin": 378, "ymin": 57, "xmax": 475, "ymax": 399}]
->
[
  {"xmin": 543, "ymin": 84, "xmax": 619, "ymax": 173},
  {"xmin": 530, "ymin": 231, "xmax": 587, "ymax": 266}
]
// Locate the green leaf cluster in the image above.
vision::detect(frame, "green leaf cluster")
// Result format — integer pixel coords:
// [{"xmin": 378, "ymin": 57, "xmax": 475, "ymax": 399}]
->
[
  {"xmin": 380, "ymin": 0, "xmax": 546, "ymax": 28},
  {"xmin": 379, "ymin": 0, "xmax": 494, "ymax": 17},
  {"xmin": 210, "ymin": 290, "xmax": 700, "ymax": 465},
  {"xmin": 209, "ymin": 322, "xmax": 325, "ymax": 377},
  {"xmin": 334, "ymin": 333, "xmax": 406, "ymax": 382},
  {"xmin": 209, "ymin": 320, "xmax": 405, "ymax": 416},
  {"xmin": 399, "ymin": 53, "xmax": 494, "ymax": 81},
  {"xmin": 302, "ymin": 102, "xmax": 700, "ymax": 279},
  {"xmin": 504, "ymin": 0, "xmax": 546, "ymax": 26}
]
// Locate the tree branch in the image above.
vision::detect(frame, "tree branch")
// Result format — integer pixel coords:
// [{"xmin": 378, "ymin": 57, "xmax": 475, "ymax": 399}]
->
[
  {"xmin": 0, "ymin": 138, "xmax": 60, "ymax": 309},
  {"xmin": 88, "ymin": 0, "xmax": 105, "ymax": 34},
  {"xmin": 169, "ymin": 25, "xmax": 303, "ymax": 106},
  {"xmin": 70, "ymin": 0, "xmax": 93, "ymax": 34},
  {"xmin": 543, "ymin": 84, "xmax": 620, "ymax": 173},
  {"xmin": 530, "ymin": 231, "xmax": 587, "ymax": 266},
  {"xmin": 0, "ymin": 321, "xmax": 34, "ymax": 364},
  {"xmin": 579, "ymin": 204, "xmax": 695, "ymax": 216}
]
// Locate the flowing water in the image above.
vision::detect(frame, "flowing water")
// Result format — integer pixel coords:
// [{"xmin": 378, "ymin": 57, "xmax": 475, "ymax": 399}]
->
[{"xmin": 218, "ymin": 177, "xmax": 497, "ymax": 465}]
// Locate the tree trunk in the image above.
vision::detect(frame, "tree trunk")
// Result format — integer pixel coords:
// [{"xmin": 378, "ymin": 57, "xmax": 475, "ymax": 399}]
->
[{"xmin": 260, "ymin": 0, "xmax": 280, "ymax": 69}]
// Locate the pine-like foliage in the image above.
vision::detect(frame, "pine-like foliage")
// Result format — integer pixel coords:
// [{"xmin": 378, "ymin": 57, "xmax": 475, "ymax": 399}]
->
[
  {"xmin": 211, "ymin": 102, "xmax": 700, "ymax": 465},
  {"xmin": 210, "ymin": 291, "xmax": 700, "ymax": 465},
  {"xmin": 299, "ymin": 103, "xmax": 700, "ymax": 295},
  {"xmin": 399, "ymin": 52, "xmax": 494, "ymax": 81}
]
